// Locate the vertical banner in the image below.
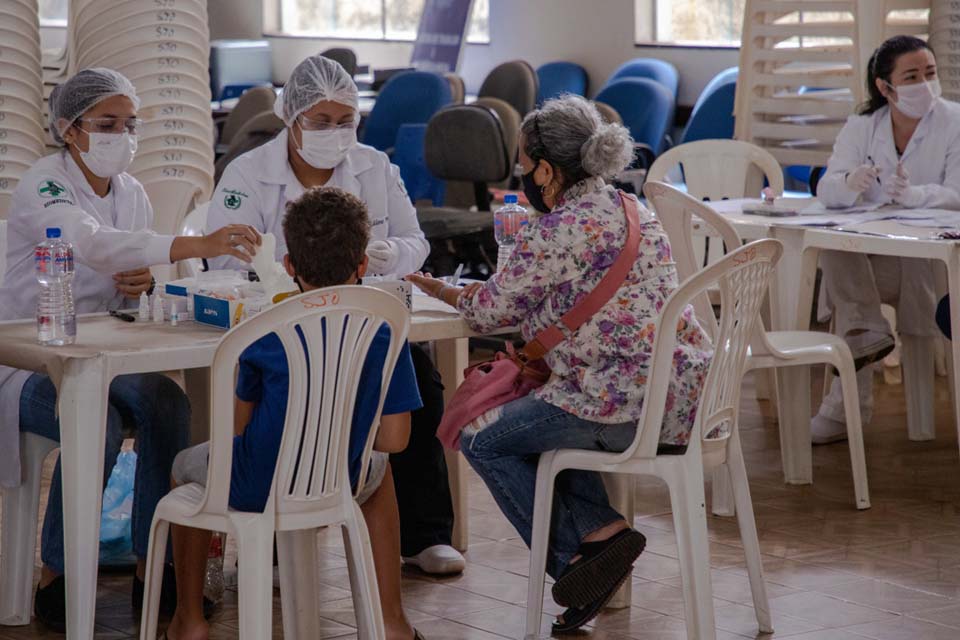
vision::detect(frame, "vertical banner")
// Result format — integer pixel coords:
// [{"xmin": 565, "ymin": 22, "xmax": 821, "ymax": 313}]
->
[{"xmin": 410, "ymin": 0, "xmax": 475, "ymax": 73}]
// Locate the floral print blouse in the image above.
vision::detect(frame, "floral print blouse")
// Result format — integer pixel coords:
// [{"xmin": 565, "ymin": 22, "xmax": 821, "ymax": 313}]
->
[{"xmin": 457, "ymin": 178, "xmax": 713, "ymax": 445}]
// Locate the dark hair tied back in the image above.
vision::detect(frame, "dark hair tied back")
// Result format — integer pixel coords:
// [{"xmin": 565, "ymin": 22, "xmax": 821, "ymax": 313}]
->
[{"xmin": 860, "ymin": 35, "xmax": 934, "ymax": 115}]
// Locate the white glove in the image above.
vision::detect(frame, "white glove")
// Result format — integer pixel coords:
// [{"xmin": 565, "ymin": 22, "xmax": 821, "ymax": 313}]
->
[
  {"xmin": 845, "ymin": 164, "xmax": 880, "ymax": 193},
  {"xmin": 365, "ymin": 239, "xmax": 400, "ymax": 275},
  {"xmin": 883, "ymin": 163, "xmax": 923, "ymax": 208}
]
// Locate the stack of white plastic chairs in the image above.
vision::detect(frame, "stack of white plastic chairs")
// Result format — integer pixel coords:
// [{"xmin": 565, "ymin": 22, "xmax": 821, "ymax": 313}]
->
[
  {"xmin": 0, "ymin": 0, "xmax": 46, "ymax": 220},
  {"xmin": 71, "ymin": 0, "xmax": 214, "ymax": 244},
  {"xmin": 930, "ymin": 1, "xmax": 960, "ymax": 102}
]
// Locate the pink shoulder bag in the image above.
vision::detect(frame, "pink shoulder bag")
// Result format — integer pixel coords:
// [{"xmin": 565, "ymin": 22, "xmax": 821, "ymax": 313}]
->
[{"xmin": 437, "ymin": 192, "xmax": 643, "ymax": 450}]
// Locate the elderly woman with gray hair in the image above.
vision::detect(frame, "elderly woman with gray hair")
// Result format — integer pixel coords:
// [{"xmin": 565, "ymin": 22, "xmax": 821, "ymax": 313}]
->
[{"xmin": 407, "ymin": 96, "xmax": 712, "ymax": 631}]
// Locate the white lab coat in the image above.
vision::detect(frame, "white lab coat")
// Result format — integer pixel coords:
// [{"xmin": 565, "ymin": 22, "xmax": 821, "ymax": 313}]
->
[
  {"xmin": 205, "ymin": 129, "xmax": 429, "ymax": 275},
  {"xmin": 818, "ymin": 99, "xmax": 960, "ymax": 210},
  {"xmin": 0, "ymin": 151, "xmax": 174, "ymax": 488}
]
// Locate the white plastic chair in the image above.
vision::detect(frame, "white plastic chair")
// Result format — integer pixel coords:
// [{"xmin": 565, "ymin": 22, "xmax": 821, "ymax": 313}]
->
[
  {"xmin": 645, "ymin": 181, "xmax": 869, "ymax": 511},
  {"xmin": 0, "ymin": 433, "xmax": 59, "ymax": 625},
  {"xmin": 176, "ymin": 201, "xmax": 209, "ymax": 279},
  {"xmin": 139, "ymin": 286, "xmax": 410, "ymax": 640},
  {"xmin": 524, "ymin": 239, "xmax": 782, "ymax": 640}
]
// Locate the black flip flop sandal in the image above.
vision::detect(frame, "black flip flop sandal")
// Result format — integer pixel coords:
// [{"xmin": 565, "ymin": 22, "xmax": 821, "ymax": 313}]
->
[
  {"xmin": 551, "ymin": 567, "xmax": 632, "ymax": 634},
  {"xmin": 551, "ymin": 528, "xmax": 645, "ymax": 608}
]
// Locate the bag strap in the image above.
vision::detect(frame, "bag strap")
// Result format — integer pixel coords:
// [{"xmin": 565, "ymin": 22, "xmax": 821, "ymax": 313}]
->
[{"xmin": 519, "ymin": 190, "xmax": 642, "ymax": 361}]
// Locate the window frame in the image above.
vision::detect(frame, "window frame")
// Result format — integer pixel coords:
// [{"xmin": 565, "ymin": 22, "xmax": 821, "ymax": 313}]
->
[
  {"xmin": 263, "ymin": 0, "xmax": 490, "ymax": 45},
  {"xmin": 635, "ymin": 0, "xmax": 742, "ymax": 49}
]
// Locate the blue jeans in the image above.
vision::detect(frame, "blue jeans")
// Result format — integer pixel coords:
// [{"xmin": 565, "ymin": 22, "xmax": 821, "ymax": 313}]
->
[
  {"xmin": 19, "ymin": 373, "xmax": 190, "ymax": 574},
  {"xmin": 460, "ymin": 395, "xmax": 636, "ymax": 579}
]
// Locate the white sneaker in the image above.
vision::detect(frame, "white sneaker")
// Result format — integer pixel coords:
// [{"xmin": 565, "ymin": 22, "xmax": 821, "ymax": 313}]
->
[
  {"xmin": 845, "ymin": 330, "xmax": 896, "ymax": 369},
  {"xmin": 811, "ymin": 414, "xmax": 848, "ymax": 445},
  {"xmin": 402, "ymin": 545, "xmax": 465, "ymax": 575}
]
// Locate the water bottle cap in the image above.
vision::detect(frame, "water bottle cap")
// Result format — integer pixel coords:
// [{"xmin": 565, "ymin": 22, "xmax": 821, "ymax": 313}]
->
[
  {"xmin": 504, "ymin": 194, "xmax": 518, "ymax": 204},
  {"xmin": 46, "ymin": 228, "xmax": 61, "ymax": 239}
]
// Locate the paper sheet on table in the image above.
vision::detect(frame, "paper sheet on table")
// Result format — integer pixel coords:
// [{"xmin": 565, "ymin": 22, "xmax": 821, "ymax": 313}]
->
[{"xmin": 412, "ymin": 295, "xmax": 462, "ymax": 314}]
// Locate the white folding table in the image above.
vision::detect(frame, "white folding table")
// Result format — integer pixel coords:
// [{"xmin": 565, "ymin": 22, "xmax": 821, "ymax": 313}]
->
[
  {"xmin": 0, "ymin": 295, "xmax": 487, "ymax": 640},
  {"xmin": 701, "ymin": 200, "xmax": 960, "ymax": 484}
]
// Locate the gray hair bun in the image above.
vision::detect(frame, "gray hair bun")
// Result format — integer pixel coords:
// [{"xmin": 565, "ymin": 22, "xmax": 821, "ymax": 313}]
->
[{"xmin": 581, "ymin": 121, "xmax": 634, "ymax": 179}]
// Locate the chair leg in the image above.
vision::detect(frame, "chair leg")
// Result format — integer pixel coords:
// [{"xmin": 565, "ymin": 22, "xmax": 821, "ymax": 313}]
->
[
  {"xmin": 725, "ymin": 438, "xmax": 773, "ymax": 634},
  {"xmin": 835, "ymin": 354, "xmax": 871, "ymax": 510},
  {"xmin": 710, "ymin": 465, "xmax": 736, "ymax": 517},
  {"xmin": 277, "ymin": 529, "xmax": 322, "ymax": 640},
  {"xmin": 524, "ymin": 451, "xmax": 558, "ymax": 640},
  {"xmin": 601, "ymin": 473, "xmax": 633, "ymax": 609},
  {"xmin": 665, "ymin": 464, "xmax": 716, "ymax": 640},
  {"xmin": 902, "ymin": 335, "xmax": 936, "ymax": 441},
  {"xmin": 138, "ymin": 518, "xmax": 171, "ymax": 640},
  {"xmin": 342, "ymin": 502, "xmax": 386, "ymax": 640},
  {"xmin": 236, "ymin": 521, "xmax": 275, "ymax": 640},
  {"xmin": 0, "ymin": 433, "xmax": 57, "ymax": 626}
]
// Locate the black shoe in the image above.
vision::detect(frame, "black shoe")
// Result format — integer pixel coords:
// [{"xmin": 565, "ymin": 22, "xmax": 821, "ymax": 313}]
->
[
  {"xmin": 34, "ymin": 575, "xmax": 66, "ymax": 633},
  {"xmin": 132, "ymin": 563, "xmax": 218, "ymax": 618}
]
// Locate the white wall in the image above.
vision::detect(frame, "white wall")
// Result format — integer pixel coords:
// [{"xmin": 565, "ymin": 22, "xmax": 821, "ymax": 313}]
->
[{"xmin": 208, "ymin": 0, "xmax": 739, "ymax": 107}]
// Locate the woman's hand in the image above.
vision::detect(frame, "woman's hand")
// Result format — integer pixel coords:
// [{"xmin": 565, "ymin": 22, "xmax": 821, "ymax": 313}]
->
[
  {"xmin": 202, "ymin": 225, "xmax": 262, "ymax": 262},
  {"xmin": 405, "ymin": 272, "xmax": 445, "ymax": 298},
  {"xmin": 113, "ymin": 267, "xmax": 153, "ymax": 298},
  {"xmin": 171, "ymin": 225, "xmax": 262, "ymax": 264}
]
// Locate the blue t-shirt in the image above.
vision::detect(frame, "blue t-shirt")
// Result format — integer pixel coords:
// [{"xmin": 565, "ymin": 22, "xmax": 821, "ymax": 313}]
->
[{"xmin": 229, "ymin": 324, "xmax": 422, "ymax": 512}]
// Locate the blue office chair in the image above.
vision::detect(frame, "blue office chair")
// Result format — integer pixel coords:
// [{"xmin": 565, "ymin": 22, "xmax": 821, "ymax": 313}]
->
[
  {"xmin": 595, "ymin": 78, "xmax": 675, "ymax": 156},
  {"xmin": 606, "ymin": 58, "xmax": 679, "ymax": 98},
  {"xmin": 536, "ymin": 61, "xmax": 589, "ymax": 105},
  {"xmin": 361, "ymin": 71, "xmax": 452, "ymax": 153},
  {"xmin": 392, "ymin": 124, "xmax": 445, "ymax": 206},
  {"xmin": 679, "ymin": 67, "xmax": 738, "ymax": 144}
]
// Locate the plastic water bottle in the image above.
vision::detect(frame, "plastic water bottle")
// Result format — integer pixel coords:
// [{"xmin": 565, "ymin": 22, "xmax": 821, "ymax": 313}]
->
[
  {"xmin": 493, "ymin": 194, "xmax": 529, "ymax": 272},
  {"xmin": 204, "ymin": 533, "xmax": 225, "ymax": 604},
  {"xmin": 35, "ymin": 227, "xmax": 76, "ymax": 345}
]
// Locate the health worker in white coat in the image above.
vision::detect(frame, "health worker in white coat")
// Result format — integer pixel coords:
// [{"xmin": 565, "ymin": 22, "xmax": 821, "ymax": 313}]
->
[
  {"xmin": 0, "ymin": 68, "xmax": 260, "ymax": 631},
  {"xmin": 206, "ymin": 55, "xmax": 466, "ymax": 577},
  {"xmin": 205, "ymin": 55, "xmax": 428, "ymax": 276},
  {"xmin": 814, "ymin": 35, "xmax": 960, "ymax": 444}
]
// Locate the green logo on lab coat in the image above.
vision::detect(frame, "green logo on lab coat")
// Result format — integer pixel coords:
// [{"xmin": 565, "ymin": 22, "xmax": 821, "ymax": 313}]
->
[
  {"xmin": 223, "ymin": 188, "xmax": 247, "ymax": 210},
  {"xmin": 38, "ymin": 180, "xmax": 70, "ymax": 199}
]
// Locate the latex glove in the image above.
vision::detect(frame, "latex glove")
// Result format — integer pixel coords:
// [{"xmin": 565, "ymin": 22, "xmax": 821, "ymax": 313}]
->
[
  {"xmin": 845, "ymin": 164, "xmax": 880, "ymax": 193},
  {"xmin": 883, "ymin": 163, "xmax": 923, "ymax": 208},
  {"xmin": 366, "ymin": 239, "xmax": 400, "ymax": 275}
]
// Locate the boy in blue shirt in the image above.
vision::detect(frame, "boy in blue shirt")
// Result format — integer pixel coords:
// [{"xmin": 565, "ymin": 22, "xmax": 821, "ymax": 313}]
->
[{"xmin": 165, "ymin": 187, "xmax": 424, "ymax": 640}]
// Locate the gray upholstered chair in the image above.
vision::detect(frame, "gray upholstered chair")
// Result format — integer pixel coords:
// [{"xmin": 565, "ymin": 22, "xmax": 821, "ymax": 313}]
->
[
  {"xmin": 444, "ymin": 72, "xmax": 466, "ymax": 104},
  {"xmin": 320, "ymin": 47, "xmax": 358, "ymax": 77},
  {"xmin": 219, "ymin": 86, "xmax": 278, "ymax": 148},
  {"xmin": 478, "ymin": 60, "xmax": 539, "ymax": 118},
  {"xmin": 594, "ymin": 100, "xmax": 624, "ymax": 125},
  {"xmin": 417, "ymin": 104, "xmax": 511, "ymax": 244},
  {"xmin": 214, "ymin": 111, "xmax": 285, "ymax": 182},
  {"xmin": 472, "ymin": 96, "xmax": 520, "ymax": 189}
]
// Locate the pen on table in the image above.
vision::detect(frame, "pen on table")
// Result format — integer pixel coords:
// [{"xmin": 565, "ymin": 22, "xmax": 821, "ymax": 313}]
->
[
  {"xmin": 448, "ymin": 263, "xmax": 464, "ymax": 286},
  {"xmin": 109, "ymin": 310, "xmax": 137, "ymax": 323}
]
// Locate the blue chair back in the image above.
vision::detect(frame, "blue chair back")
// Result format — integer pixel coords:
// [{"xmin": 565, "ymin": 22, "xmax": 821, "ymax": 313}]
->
[
  {"xmin": 220, "ymin": 83, "xmax": 270, "ymax": 101},
  {"xmin": 680, "ymin": 67, "xmax": 738, "ymax": 144},
  {"xmin": 536, "ymin": 61, "xmax": 589, "ymax": 105},
  {"xmin": 607, "ymin": 58, "xmax": 679, "ymax": 98},
  {"xmin": 392, "ymin": 124, "xmax": 445, "ymax": 206},
  {"xmin": 595, "ymin": 78, "xmax": 675, "ymax": 155},
  {"xmin": 361, "ymin": 71, "xmax": 452, "ymax": 153}
]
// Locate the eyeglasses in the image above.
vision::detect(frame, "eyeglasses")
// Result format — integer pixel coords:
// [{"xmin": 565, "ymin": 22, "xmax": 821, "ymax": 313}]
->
[
  {"xmin": 297, "ymin": 114, "xmax": 355, "ymax": 132},
  {"xmin": 76, "ymin": 117, "xmax": 142, "ymax": 135}
]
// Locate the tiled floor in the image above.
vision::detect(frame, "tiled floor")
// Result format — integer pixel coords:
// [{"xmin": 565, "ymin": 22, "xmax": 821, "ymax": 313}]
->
[{"xmin": 3, "ymin": 368, "xmax": 960, "ymax": 639}]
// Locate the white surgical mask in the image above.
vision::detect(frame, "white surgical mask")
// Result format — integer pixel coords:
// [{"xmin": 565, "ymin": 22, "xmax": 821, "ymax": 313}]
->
[
  {"xmin": 77, "ymin": 131, "xmax": 138, "ymax": 178},
  {"xmin": 295, "ymin": 126, "xmax": 357, "ymax": 169},
  {"xmin": 888, "ymin": 78, "xmax": 941, "ymax": 120}
]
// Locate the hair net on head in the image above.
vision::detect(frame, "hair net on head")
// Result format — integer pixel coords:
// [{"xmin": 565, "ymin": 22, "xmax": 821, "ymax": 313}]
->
[
  {"xmin": 273, "ymin": 55, "xmax": 359, "ymax": 127},
  {"xmin": 48, "ymin": 68, "xmax": 140, "ymax": 145}
]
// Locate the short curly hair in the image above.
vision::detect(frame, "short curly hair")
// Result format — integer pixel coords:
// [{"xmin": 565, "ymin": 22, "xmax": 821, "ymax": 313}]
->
[{"xmin": 282, "ymin": 187, "xmax": 370, "ymax": 288}]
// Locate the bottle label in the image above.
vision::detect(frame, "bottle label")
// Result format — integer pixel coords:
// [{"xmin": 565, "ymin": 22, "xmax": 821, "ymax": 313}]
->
[{"xmin": 35, "ymin": 245, "xmax": 51, "ymax": 275}]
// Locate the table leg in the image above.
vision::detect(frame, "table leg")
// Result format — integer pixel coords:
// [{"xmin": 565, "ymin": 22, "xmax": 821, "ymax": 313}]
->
[
  {"xmin": 947, "ymin": 255, "xmax": 960, "ymax": 457},
  {"xmin": 183, "ymin": 367, "xmax": 211, "ymax": 444},
  {"xmin": 435, "ymin": 338, "xmax": 470, "ymax": 551},
  {"xmin": 58, "ymin": 357, "xmax": 110, "ymax": 640},
  {"xmin": 769, "ymin": 230, "xmax": 818, "ymax": 484}
]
